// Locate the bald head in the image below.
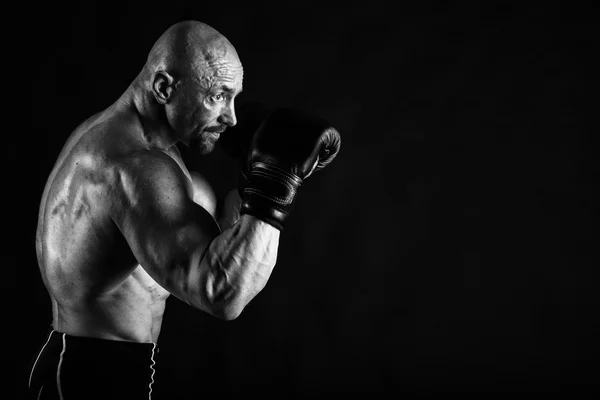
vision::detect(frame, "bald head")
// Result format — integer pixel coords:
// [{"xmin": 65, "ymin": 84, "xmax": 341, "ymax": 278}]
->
[{"xmin": 144, "ymin": 20, "xmax": 241, "ymax": 82}]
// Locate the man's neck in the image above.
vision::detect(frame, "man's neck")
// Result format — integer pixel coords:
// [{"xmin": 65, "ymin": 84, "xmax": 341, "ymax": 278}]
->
[{"xmin": 120, "ymin": 79, "xmax": 177, "ymax": 152}]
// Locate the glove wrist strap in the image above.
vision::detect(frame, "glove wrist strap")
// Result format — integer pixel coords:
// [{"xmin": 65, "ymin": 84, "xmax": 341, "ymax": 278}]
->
[{"xmin": 240, "ymin": 162, "xmax": 303, "ymax": 230}]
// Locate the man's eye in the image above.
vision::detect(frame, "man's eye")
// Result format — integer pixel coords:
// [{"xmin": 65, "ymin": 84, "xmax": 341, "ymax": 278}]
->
[{"xmin": 210, "ymin": 93, "xmax": 224, "ymax": 102}]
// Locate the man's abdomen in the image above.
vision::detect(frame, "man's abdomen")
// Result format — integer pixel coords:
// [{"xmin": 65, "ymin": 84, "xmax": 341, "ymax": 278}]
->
[{"xmin": 51, "ymin": 265, "xmax": 170, "ymax": 343}]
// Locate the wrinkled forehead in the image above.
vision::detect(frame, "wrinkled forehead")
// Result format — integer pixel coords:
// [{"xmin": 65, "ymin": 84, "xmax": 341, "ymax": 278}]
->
[
  {"xmin": 192, "ymin": 40, "xmax": 244, "ymax": 88},
  {"xmin": 208, "ymin": 57, "xmax": 244, "ymax": 85}
]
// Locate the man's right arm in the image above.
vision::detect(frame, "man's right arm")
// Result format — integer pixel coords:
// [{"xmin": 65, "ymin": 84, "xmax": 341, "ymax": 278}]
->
[{"xmin": 110, "ymin": 151, "xmax": 280, "ymax": 320}]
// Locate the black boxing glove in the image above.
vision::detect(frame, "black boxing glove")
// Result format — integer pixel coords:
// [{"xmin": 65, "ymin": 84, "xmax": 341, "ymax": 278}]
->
[{"xmin": 241, "ymin": 108, "xmax": 341, "ymax": 230}]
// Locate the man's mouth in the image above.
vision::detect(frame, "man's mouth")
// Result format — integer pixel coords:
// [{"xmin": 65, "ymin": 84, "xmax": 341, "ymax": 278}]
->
[
  {"xmin": 206, "ymin": 126, "xmax": 226, "ymax": 133},
  {"xmin": 203, "ymin": 127, "xmax": 225, "ymax": 139}
]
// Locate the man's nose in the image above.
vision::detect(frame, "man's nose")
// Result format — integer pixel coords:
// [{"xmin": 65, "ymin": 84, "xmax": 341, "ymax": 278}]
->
[{"xmin": 220, "ymin": 103, "xmax": 237, "ymax": 127}]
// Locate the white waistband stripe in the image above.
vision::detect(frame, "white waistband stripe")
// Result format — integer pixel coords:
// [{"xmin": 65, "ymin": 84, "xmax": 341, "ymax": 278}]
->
[
  {"xmin": 37, "ymin": 384, "xmax": 44, "ymax": 400},
  {"xmin": 29, "ymin": 330, "xmax": 54, "ymax": 388},
  {"xmin": 57, "ymin": 333, "xmax": 66, "ymax": 400}
]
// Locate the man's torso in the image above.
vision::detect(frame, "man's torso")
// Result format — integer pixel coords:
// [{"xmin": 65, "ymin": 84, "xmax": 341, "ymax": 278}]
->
[{"xmin": 35, "ymin": 102, "xmax": 215, "ymax": 343}]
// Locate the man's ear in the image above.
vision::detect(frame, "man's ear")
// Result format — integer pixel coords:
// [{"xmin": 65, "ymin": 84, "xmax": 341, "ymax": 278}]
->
[{"xmin": 152, "ymin": 71, "xmax": 175, "ymax": 104}]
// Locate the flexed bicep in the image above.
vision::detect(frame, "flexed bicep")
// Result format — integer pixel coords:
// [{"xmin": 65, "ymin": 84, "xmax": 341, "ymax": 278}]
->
[{"xmin": 109, "ymin": 152, "xmax": 220, "ymax": 307}]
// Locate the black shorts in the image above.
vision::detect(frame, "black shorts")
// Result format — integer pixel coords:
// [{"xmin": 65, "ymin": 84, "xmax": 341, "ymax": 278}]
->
[{"xmin": 27, "ymin": 327, "xmax": 159, "ymax": 400}]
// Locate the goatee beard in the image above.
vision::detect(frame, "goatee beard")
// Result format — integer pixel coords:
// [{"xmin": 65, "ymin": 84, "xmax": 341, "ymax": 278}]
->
[{"xmin": 191, "ymin": 136, "xmax": 216, "ymax": 155}]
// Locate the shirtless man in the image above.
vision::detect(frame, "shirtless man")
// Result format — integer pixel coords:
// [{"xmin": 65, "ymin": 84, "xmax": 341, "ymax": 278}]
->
[{"xmin": 28, "ymin": 20, "xmax": 340, "ymax": 399}]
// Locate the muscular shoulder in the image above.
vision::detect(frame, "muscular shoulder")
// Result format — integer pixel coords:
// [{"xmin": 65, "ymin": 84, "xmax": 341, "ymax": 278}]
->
[
  {"xmin": 114, "ymin": 154, "xmax": 218, "ymax": 220},
  {"xmin": 109, "ymin": 150, "xmax": 193, "ymax": 216}
]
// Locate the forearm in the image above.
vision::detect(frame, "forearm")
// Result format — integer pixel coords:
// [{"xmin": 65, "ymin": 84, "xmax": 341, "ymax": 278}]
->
[{"xmin": 195, "ymin": 214, "xmax": 280, "ymax": 320}]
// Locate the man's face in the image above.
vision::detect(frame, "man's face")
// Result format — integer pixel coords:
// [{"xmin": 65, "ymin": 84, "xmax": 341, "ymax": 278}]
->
[{"xmin": 175, "ymin": 51, "xmax": 244, "ymax": 154}]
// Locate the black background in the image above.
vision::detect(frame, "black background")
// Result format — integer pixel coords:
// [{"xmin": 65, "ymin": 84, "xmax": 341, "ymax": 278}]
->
[{"xmin": 17, "ymin": 1, "xmax": 597, "ymax": 398}]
